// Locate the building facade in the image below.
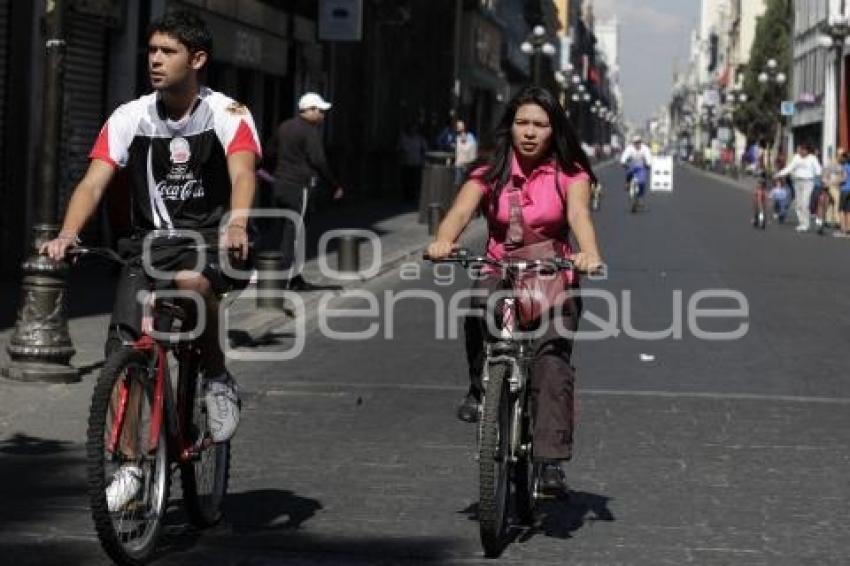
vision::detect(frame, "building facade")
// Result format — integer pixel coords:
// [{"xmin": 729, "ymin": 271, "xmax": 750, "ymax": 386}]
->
[{"xmin": 1, "ymin": 0, "xmax": 546, "ymax": 274}]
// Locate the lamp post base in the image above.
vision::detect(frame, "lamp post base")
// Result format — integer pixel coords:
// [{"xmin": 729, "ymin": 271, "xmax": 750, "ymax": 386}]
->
[
  {"xmin": 1, "ymin": 224, "xmax": 79, "ymax": 384},
  {"xmin": 1, "ymin": 362, "xmax": 79, "ymax": 383}
]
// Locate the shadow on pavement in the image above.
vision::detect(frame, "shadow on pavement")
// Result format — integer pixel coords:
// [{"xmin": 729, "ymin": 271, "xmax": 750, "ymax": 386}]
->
[
  {"xmin": 224, "ymin": 488, "xmax": 323, "ymax": 532},
  {"xmin": 523, "ymin": 491, "xmax": 616, "ymax": 541},
  {"xmin": 460, "ymin": 489, "xmax": 615, "ymax": 545},
  {"xmin": 227, "ymin": 330, "xmax": 297, "ymax": 348},
  {"xmin": 152, "ymin": 532, "xmax": 470, "ymax": 565},
  {"xmin": 0, "ymin": 433, "xmax": 87, "ymax": 533},
  {"xmin": 0, "ymin": 541, "xmax": 108, "ymax": 565}
]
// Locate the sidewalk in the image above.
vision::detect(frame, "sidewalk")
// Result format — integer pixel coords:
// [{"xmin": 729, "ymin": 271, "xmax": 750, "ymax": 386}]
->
[{"xmin": 0, "ymin": 199, "xmax": 460, "ymax": 442}]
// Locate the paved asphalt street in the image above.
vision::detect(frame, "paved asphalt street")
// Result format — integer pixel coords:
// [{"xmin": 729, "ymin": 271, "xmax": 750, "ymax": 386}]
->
[{"xmin": 2, "ymin": 163, "xmax": 849, "ymax": 565}]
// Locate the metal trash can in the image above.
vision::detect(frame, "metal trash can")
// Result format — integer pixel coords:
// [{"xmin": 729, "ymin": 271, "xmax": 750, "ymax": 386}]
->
[
  {"xmin": 255, "ymin": 251, "xmax": 285, "ymax": 310},
  {"xmin": 418, "ymin": 151, "xmax": 456, "ymax": 224},
  {"xmin": 337, "ymin": 235, "xmax": 361, "ymax": 273},
  {"xmin": 427, "ymin": 203, "xmax": 443, "ymax": 236}
]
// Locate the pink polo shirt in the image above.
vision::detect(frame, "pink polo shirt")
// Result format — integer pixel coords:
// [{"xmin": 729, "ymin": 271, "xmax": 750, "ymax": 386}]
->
[{"xmin": 469, "ymin": 154, "xmax": 589, "ymax": 268}]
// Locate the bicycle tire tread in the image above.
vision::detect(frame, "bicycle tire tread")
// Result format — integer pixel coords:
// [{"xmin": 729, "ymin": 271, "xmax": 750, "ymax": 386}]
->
[
  {"xmin": 87, "ymin": 347, "xmax": 169, "ymax": 566},
  {"xmin": 478, "ymin": 363, "xmax": 509, "ymax": 558}
]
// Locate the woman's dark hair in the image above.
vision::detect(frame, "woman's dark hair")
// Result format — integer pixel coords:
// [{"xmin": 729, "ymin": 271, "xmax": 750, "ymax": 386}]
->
[
  {"xmin": 148, "ymin": 10, "xmax": 213, "ymax": 59},
  {"xmin": 478, "ymin": 86, "xmax": 597, "ymax": 204}
]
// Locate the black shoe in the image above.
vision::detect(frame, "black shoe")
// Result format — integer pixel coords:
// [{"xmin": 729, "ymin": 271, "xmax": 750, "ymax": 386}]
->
[
  {"xmin": 456, "ymin": 388, "xmax": 481, "ymax": 423},
  {"xmin": 538, "ymin": 461, "xmax": 569, "ymax": 497},
  {"xmin": 287, "ymin": 276, "xmax": 322, "ymax": 291}
]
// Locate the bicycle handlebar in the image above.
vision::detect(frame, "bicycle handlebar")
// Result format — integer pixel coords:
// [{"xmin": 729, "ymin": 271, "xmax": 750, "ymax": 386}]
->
[
  {"xmin": 66, "ymin": 246, "xmax": 127, "ymax": 265},
  {"xmin": 65, "ymin": 240, "xmax": 247, "ymax": 266},
  {"xmin": 423, "ymin": 248, "xmax": 575, "ymax": 272}
]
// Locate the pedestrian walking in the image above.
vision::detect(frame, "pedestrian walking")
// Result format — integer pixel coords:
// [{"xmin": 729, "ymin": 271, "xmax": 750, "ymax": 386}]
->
[
  {"xmin": 264, "ymin": 92, "xmax": 344, "ymax": 291},
  {"xmin": 837, "ymin": 153, "xmax": 850, "ymax": 237},
  {"xmin": 775, "ymin": 143, "xmax": 822, "ymax": 232},
  {"xmin": 822, "ymin": 150, "xmax": 846, "ymax": 227},
  {"xmin": 454, "ymin": 119, "xmax": 477, "ymax": 186}
]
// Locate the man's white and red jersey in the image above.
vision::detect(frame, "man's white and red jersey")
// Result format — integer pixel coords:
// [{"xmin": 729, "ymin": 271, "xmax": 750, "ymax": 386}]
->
[{"xmin": 89, "ymin": 87, "xmax": 261, "ymax": 232}]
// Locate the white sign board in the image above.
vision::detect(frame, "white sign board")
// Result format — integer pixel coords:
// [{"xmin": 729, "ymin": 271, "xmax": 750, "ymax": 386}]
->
[
  {"xmin": 319, "ymin": 0, "xmax": 363, "ymax": 42},
  {"xmin": 703, "ymin": 89, "xmax": 720, "ymax": 107},
  {"xmin": 650, "ymin": 155, "xmax": 674, "ymax": 192}
]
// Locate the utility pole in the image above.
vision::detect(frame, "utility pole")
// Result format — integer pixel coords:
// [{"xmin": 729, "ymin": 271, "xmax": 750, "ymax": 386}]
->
[
  {"xmin": 451, "ymin": 0, "xmax": 463, "ymax": 118},
  {"xmin": 2, "ymin": 0, "xmax": 79, "ymax": 383}
]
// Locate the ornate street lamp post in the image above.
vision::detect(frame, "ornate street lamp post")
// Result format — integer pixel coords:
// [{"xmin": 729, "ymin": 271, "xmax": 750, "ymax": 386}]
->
[
  {"xmin": 2, "ymin": 0, "xmax": 79, "ymax": 383},
  {"xmin": 521, "ymin": 25, "xmax": 557, "ymax": 86},
  {"xmin": 758, "ymin": 58, "xmax": 788, "ymax": 172}
]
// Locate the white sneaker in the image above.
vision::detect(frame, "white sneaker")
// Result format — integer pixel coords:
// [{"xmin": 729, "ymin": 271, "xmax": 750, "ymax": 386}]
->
[
  {"xmin": 106, "ymin": 464, "xmax": 143, "ymax": 513},
  {"xmin": 205, "ymin": 372, "xmax": 240, "ymax": 443},
  {"xmin": 795, "ymin": 225, "xmax": 809, "ymax": 232}
]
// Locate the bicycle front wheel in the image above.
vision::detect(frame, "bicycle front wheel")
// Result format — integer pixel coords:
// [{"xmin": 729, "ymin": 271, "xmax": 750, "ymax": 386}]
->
[
  {"xmin": 478, "ymin": 363, "xmax": 511, "ymax": 558},
  {"xmin": 87, "ymin": 347, "xmax": 169, "ymax": 566},
  {"xmin": 514, "ymin": 387, "xmax": 536, "ymax": 526},
  {"xmin": 180, "ymin": 363, "xmax": 230, "ymax": 527}
]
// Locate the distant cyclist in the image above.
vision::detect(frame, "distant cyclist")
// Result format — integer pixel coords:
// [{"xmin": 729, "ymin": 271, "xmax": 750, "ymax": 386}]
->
[{"xmin": 620, "ymin": 135, "xmax": 653, "ymax": 207}]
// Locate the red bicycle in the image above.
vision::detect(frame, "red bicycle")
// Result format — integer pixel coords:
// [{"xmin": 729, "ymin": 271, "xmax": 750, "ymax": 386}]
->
[{"xmin": 71, "ymin": 247, "xmax": 230, "ymax": 565}]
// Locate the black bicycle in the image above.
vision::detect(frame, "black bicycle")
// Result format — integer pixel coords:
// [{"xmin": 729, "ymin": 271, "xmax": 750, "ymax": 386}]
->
[{"xmin": 427, "ymin": 248, "xmax": 574, "ymax": 557}]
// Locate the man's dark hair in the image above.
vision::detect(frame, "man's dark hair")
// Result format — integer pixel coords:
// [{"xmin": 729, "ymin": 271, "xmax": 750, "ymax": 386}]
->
[{"xmin": 148, "ymin": 10, "xmax": 213, "ymax": 58}]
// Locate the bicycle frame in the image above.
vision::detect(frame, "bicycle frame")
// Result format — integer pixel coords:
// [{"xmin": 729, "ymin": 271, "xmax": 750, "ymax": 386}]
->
[
  {"xmin": 106, "ymin": 293, "xmax": 207, "ymax": 467},
  {"xmin": 481, "ymin": 291, "xmax": 535, "ymax": 464}
]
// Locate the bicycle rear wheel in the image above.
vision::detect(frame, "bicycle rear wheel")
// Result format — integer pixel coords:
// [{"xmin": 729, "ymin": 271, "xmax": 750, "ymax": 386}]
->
[
  {"xmin": 87, "ymin": 347, "xmax": 169, "ymax": 566},
  {"xmin": 180, "ymin": 359, "xmax": 230, "ymax": 527},
  {"xmin": 478, "ymin": 363, "xmax": 511, "ymax": 558},
  {"xmin": 629, "ymin": 180, "xmax": 639, "ymax": 213}
]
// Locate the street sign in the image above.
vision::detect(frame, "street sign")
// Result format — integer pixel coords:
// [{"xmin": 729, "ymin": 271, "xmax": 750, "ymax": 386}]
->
[
  {"xmin": 651, "ymin": 155, "xmax": 674, "ymax": 192},
  {"xmin": 780, "ymin": 101, "xmax": 796, "ymax": 116},
  {"xmin": 319, "ymin": 0, "xmax": 363, "ymax": 41},
  {"xmin": 718, "ymin": 127, "xmax": 732, "ymax": 143}
]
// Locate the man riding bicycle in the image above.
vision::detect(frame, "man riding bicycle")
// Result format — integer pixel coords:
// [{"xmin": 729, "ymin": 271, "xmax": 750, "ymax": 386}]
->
[
  {"xmin": 41, "ymin": 11, "xmax": 261, "ymax": 512},
  {"xmin": 620, "ymin": 135, "xmax": 653, "ymax": 205}
]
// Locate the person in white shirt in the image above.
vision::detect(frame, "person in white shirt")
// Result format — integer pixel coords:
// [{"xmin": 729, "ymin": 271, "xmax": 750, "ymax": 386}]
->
[
  {"xmin": 620, "ymin": 135, "xmax": 653, "ymax": 198},
  {"xmin": 775, "ymin": 143, "xmax": 822, "ymax": 231},
  {"xmin": 454, "ymin": 119, "xmax": 478, "ymax": 186}
]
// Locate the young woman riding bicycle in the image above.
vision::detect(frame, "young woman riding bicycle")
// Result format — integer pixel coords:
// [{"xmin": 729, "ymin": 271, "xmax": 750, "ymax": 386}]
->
[{"xmin": 427, "ymin": 86, "xmax": 603, "ymax": 495}]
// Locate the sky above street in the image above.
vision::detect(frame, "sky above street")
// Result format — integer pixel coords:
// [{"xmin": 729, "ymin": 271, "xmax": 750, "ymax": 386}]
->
[{"xmin": 592, "ymin": 0, "xmax": 700, "ymax": 125}]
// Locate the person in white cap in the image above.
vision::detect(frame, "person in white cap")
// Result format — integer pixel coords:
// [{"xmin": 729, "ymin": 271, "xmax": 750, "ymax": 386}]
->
[{"xmin": 264, "ymin": 92, "xmax": 344, "ymax": 290}]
